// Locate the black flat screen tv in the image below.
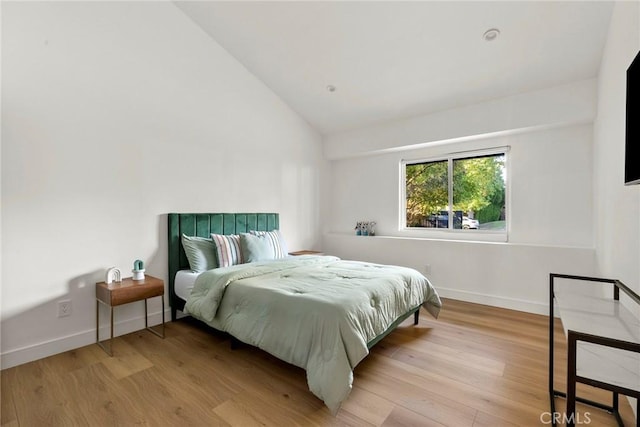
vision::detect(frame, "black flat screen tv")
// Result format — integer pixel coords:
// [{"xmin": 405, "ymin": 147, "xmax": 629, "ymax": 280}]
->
[{"xmin": 626, "ymin": 50, "xmax": 640, "ymax": 185}]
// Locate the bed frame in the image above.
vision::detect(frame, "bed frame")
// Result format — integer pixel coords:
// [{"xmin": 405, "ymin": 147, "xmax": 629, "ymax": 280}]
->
[{"xmin": 167, "ymin": 212, "xmax": 420, "ymax": 346}]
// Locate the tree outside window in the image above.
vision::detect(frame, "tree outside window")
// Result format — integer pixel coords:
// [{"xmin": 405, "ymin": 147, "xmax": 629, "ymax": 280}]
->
[{"xmin": 405, "ymin": 152, "xmax": 506, "ymax": 231}]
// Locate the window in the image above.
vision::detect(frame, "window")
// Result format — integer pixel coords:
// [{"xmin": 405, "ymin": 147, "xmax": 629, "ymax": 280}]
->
[{"xmin": 403, "ymin": 149, "xmax": 507, "ymax": 232}]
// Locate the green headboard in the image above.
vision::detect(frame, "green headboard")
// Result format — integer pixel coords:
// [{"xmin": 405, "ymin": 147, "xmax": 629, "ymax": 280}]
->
[{"xmin": 167, "ymin": 213, "xmax": 279, "ymax": 320}]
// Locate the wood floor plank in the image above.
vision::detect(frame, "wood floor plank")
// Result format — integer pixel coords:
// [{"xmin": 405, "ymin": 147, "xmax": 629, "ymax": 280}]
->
[
  {"xmin": 0, "ymin": 369, "xmax": 18, "ymax": 427},
  {"xmin": 122, "ymin": 330, "xmax": 243, "ymax": 403},
  {"xmin": 67, "ymin": 362, "xmax": 148, "ymax": 425},
  {"xmin": 354, "ymin": 362, "xmax": 479, "ymax": 426},
  {"xmin": 213, "ymin": 387, "xmax": 318, "ymax": 427},
  {"xmin": 381, "ymin": 405, "xmax": 447, "ymax": 427},
  {"xmin": 99, "ymin": 337, "xmax": 154, "ymax": 380},
  {"xmin": 368, "ymin": 353, "xmax": 546, "ymax": 425},
  {"xmin": 472, "ymin": 409, "xmax": 519, "ymax": 427},
  {"xmin": 307, "ymin": 405, "xmax": 374, "ymax": 427},
  {"xmin": 338, "ymin": 385, "xmax": 395, "ymax": 426},
  {"xmin": 383, "ymin": 331, "xmax": 507, "ymax": 376},
  {"xmin": 1, "ymin": 298, "xmax": 636, "ymax": 426},
  {"xmin": 119, "ymin": 368, "xmax": 231, "ymax": 426},
  {"xmin": 390, "ymin": 346, "xmax": 548, "ymax": 409},
  {"xmin": 7, "ymin": 360, "xmax": 90, "ymax": 425}
]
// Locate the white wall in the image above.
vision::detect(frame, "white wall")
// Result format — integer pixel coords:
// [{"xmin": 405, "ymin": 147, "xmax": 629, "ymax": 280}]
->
[
  {"xmin": 324, "ymin": 78, "xmax": 597, "ymax": 160},
  {"xmin": 324, "ymin": 82, "xmax": 597, "ymax": 314},
  {"xmin": 324, "ymin": 234, "xmax": 596, "ymax": 314},
  {"xmin": 593, "ymin": 2, "xmax": 640, "ymax": 420},
  {"xmin": 1, "ymin": 2, "xmax": 324, "ymax": 368},
  {"xmin": 593, "ymin": 1, "xmax": 640, "ymax": 301},
  {"xmin": 327, "ymin": 125, "xmax": 593, "ymax": 247},
  {"xmin": 593, "ymin": 8, "xmax": 639, "ymax": 417}
]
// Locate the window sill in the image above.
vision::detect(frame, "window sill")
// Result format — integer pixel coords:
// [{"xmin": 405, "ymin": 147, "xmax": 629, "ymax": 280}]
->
[
  {"xmin": 329, "ymin": 230, "xmax": 507, "ymax": 244},
  {"xmin": 398, "ymin": 228, "xmax": 508, "ymax": 243},
  {"xmin": 325, "ymin": 232, "xmax": 595, "ymax": 250}
]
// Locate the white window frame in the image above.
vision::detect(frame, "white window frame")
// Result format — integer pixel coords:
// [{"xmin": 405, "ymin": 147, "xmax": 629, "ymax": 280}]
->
[{"xmin": 400, "ymin": 146, "xmax": 510, "ymax": 242}]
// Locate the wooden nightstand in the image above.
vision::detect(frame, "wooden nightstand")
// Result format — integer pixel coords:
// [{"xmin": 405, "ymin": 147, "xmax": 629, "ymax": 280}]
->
[
  {"xmin": 289, "ymin": 250, "xmax": 324, "ymax": 256},
  {"xmin": 96, "ymin": 275, "xmax": 165, "ymax": 356}
]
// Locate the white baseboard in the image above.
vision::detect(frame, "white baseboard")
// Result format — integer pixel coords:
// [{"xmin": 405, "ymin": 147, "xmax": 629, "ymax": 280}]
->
[
  {"xmin": 436, "ymin": 287, "xmax": 550, "ymax": 315},
  {"xmin": 1, "ymin": 309, "xmax": 170, "ymax": 370}
]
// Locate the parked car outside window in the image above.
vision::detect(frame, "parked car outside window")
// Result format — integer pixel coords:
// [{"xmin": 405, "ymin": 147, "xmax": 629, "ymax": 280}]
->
[{"xmin": 462, "ymin": 216, "xmax": 479, "ymax": 229}]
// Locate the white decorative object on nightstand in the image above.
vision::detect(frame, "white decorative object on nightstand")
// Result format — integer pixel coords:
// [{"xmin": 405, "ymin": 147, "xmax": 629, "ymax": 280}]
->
[{"xmin": 105, "ymin": 267, "xmax": 121, "ymax": 284}]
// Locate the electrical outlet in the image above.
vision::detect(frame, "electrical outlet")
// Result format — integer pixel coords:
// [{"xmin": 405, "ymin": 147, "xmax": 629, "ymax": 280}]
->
[
  {"xmin": 424, "ymin": 264, "xmax": 432, "ymax": 274},
  {"xmin": 57, "ymin": 300, "xmax": 72, "ymax": 318}
]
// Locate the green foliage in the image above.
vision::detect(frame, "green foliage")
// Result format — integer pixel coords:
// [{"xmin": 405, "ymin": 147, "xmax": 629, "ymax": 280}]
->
[
  {"xmin": 476, "ymin": 204, "xmax": 501, "ymax": 223},
  {"xmin": 406, "ymin": 154, "xmax": 505, "ymax": 227},
  {"xmin": 476, "ymin": 177, "xmax": 505, "ymax": 223},
  {"xmin": 405, "ymin": 161, "xmax": 448, "ymax": 227}
]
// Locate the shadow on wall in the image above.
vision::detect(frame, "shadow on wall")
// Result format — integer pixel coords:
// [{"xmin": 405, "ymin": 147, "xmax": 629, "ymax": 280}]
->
[
  {"xmin": 1, "ymin": 269, "xmax": 103, "ymax": 369},
  {"xmin": 0, "ymin": 216, "xmax": 169, "ymax": 369},
  {"xmin": 149, "ymin": 214, "xmax": 168, "ymax": 285}
]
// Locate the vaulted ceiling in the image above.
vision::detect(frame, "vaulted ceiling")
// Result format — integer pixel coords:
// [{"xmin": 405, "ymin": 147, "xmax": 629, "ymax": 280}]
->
[{"xmin": 176, "ymin": 1, "xmax": 613, "ymax": 135}]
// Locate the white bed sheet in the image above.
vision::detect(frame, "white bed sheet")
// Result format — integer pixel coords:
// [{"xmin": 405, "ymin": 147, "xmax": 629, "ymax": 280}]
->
[{"xmin": 175, "ymin": 270, "xmax": 199, "ymax": 300}]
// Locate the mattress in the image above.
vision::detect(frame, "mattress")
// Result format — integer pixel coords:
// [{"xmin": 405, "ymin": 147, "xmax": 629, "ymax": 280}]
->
[{"xmin": 174, "ymin": 270, "xmax": 199, "ymax": 301}]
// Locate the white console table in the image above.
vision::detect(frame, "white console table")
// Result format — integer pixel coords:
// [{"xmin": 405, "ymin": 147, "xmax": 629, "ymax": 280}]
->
[{"xmin": 549, "ymin": 274, "xmax": 640, "ymax": 427}]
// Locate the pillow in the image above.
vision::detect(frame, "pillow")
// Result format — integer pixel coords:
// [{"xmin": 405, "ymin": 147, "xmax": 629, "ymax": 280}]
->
[
  {"xmin": 181, "ymin": 234, "xmax": 217, "ymax": 272},
  {"xmin": 211, "ymin": 233, "xmax": 244, "ymax": 267},
  {"xmin": 240, "ymin": 233, "xmax": 276, "ymax": 263},
  {"xmin": 249, "ymin": 229, "xmax": 288, "ymax": 258}
]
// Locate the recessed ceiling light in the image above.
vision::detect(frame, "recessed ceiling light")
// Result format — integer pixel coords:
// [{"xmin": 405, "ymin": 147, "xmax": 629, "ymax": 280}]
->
[
  {"xmin": 483, "ymin": 28, "xmax": 500, "ymax": 42},
  {"xmin": 326, "ymin": 85, "xmax": 336, "ymax": 93}
]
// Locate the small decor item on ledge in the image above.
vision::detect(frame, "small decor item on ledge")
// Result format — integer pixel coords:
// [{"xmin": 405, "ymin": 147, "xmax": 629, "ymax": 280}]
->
[
  {"xmin": 132, "ymin": 259, "xmax": 145, "ymax": 281},
  {"xmin": 355, "ymin": 221, "xmax": 376, "ymax": 236},
  {"xmin": 368, "ymin": 221, "xmax": 376, "ymax": 236},
  {"xmin": 105, "ymin": 267, "xmax": 122, "ymax": 284}
]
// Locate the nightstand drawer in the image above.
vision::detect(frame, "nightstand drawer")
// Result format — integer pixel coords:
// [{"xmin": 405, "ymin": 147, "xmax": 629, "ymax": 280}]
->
[{"xmin": 96, "ymin": 276, "xmax": 164, "ymax": 306}]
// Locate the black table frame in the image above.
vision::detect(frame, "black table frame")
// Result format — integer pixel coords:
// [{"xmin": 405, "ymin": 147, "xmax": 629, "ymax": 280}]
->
[{"xmin": 549, "ymin": 273, "xmax": 640, "ymax": 427}]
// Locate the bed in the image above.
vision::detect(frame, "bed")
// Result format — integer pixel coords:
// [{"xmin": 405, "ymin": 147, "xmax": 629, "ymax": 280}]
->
[{"xmin": 168, "ymin": 213, "xmax": 442, "ymax": 414}]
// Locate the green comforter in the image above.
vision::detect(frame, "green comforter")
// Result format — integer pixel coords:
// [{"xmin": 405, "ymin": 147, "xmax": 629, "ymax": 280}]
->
[{"xmin": 184, "ymin": 255, "xmax": 441, "ymax": 414}]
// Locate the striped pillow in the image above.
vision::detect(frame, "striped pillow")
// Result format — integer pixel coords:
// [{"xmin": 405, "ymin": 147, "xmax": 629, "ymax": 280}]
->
[
  {"xmin": 249, "ymin": 229, "xmax": 288, "ymax": 259},
  {"xmin": 211, "ymin": 234, "xmax": 244, "ymax": 267}
]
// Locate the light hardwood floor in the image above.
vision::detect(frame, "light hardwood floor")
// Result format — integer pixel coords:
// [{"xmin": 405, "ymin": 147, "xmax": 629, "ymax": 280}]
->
[{"xmin": 1, "ymin": 298, "xmax": 636, "ymax": 426}]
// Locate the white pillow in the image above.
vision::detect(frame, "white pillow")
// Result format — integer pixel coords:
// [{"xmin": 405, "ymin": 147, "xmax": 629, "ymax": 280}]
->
[
  {"xmin": 181, "ymin": 234, "xmax": 217, "ymax": 272},
  {"xmin": 240, "ymin": 233, "xmax": 276, "ymax": 262}
]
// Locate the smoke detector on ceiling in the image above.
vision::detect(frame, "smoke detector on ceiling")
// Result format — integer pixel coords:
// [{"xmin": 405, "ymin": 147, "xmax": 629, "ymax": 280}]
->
[{"xmin": 483, "ymin": 28, "xmax": 500, "ymax": 42}]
